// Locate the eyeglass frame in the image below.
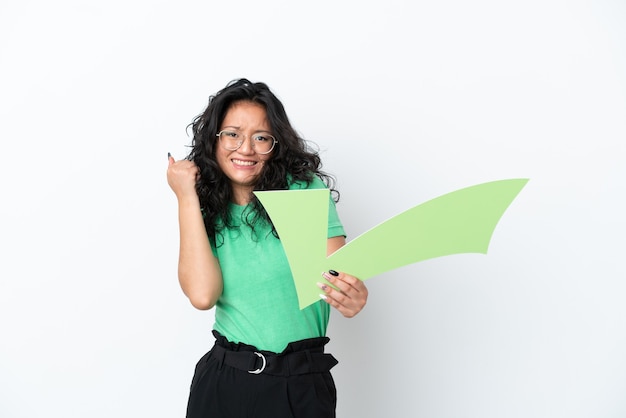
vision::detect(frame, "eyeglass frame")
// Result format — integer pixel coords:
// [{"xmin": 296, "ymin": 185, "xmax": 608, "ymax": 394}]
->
[{"xmin": 215, "ymin": 129, "xmax": 278, "ymax": 155}]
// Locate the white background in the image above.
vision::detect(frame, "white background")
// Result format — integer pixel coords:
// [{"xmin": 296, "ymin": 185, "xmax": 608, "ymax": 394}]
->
[{"xmin": 1, "ymin": 0, "xmax": 625, "ymax": 417}]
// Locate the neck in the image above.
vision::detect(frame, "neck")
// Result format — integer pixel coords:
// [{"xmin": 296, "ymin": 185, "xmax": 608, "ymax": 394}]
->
[{"xmin": 232, "ymin": 186, "xmax": 253, "ymax": 206}]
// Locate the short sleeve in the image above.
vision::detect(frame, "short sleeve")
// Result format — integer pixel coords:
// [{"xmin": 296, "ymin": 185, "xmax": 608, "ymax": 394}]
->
[{"xmin": 290, "ymin": 175, "xmax": 346, "ymax": 239}]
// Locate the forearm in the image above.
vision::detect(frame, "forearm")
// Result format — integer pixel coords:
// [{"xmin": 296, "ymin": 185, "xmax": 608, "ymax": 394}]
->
[{"xmin": 176, "ymin": 195, "xmax": 223, "ymax": 310}]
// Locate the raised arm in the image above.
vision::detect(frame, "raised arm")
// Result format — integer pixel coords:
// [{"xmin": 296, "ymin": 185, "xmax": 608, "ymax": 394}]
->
[{"xmin": 167, "ymin": 155, "xmax": 223, "ymax": 310}]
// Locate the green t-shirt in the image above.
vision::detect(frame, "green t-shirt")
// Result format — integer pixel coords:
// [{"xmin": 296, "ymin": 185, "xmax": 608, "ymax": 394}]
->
[{"xmin": 212, "ymin": 176, "xmax": 345, "ymax": 353}]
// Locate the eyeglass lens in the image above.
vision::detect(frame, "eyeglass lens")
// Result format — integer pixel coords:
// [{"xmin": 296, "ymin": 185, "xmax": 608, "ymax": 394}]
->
[{"xmin": 218, "ymin": 131, "xmax": 276, "ymax": 154}]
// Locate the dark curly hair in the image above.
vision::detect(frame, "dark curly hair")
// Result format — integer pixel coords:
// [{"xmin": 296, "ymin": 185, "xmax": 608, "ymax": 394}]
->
[{"xmin": 186, "ymin": 78, "xmax": 339, "ymax": 246}]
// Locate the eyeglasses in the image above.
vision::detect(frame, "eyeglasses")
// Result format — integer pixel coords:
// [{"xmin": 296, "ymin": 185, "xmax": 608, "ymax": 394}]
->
[{"xmin": 216, "ymin": 130, "xmax": 278, "ymax": 155}]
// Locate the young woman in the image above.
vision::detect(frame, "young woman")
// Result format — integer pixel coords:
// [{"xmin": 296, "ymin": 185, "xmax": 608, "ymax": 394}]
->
[{"xmin": 167, "ymin": 78, "xmax": 368, "ymax": 417}]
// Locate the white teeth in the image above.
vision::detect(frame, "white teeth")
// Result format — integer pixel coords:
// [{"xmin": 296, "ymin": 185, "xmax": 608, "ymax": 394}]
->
[{"xmin": 232, "ymin": 159, "xmax": 256, "ymax": 166}]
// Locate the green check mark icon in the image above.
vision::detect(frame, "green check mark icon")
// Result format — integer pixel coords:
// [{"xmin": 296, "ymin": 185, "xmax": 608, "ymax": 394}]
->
[{"xmin": 255, "ymin": 178, "xmax": 528, "ymax": 309}]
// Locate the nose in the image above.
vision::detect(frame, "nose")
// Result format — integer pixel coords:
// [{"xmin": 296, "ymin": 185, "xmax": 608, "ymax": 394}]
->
[{"xmin": 237, "ymin": 136, "xmax": 255, "ymax": 155}]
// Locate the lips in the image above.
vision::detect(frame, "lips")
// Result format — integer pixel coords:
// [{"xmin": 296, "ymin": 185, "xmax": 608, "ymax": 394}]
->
[{"xmin": 232, "ymin": 159, "xmax": 257, "ymax": 167}]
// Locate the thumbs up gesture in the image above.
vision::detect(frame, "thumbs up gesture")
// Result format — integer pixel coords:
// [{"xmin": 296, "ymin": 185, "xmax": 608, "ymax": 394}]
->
[{"xmin": 167, "ymin": 153, "xmax": 200, "ymax": 200}]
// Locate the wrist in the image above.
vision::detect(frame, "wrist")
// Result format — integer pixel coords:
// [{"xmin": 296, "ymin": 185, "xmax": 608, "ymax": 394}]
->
[{"xmin": 177, "ymin": 193, "xmax": 201, "ymax": 208}]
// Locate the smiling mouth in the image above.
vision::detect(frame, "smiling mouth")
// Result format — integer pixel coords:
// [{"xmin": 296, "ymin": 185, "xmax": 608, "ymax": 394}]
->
[{"xmin": 232, "ymin": 159, "xmax": 257, "ymax": 166}]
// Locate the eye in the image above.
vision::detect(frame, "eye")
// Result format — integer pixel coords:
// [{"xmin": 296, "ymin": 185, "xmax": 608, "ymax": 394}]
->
[
  {"xmin": 252, "ymin": 134, "xmax": 273, "ymax": 143},
  {"xmin": 222, "ymin": 131, "xmax": 239, "ymax": 138}
]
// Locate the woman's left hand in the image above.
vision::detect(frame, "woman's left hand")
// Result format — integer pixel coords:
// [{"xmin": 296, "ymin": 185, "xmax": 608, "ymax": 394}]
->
[{"xmin": 318, "ymin": 270, "xmax": 368, "ymax": 318}]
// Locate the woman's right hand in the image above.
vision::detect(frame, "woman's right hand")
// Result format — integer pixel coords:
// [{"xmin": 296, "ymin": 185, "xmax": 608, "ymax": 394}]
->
[{"xmin": 167, "ymin": 154, "xmax": 199, "ymax": 200}]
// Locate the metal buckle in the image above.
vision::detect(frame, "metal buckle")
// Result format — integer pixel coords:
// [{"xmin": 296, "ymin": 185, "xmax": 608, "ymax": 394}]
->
[{"xmin": 248, "ymin": 352, "xmax": 267, "ymax": 374}]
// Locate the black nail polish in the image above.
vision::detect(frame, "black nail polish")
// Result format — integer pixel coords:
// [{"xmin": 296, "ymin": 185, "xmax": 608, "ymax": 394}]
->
[
  {"xmin": 168, "ymin": 152, "xmax": 172, "ymax": 159},
  {"xmin": 329, "ymin": 270, "xmax": 339, "ymax": 276}
]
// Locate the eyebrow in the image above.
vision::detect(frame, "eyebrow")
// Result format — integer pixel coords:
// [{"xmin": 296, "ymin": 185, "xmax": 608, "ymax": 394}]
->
[{"xmin": 221, "ymin": 126, "xmax": 273, "ymax": 134}]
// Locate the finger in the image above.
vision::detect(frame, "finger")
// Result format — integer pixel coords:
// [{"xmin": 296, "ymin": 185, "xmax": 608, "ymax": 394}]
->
[
  {"xmin": 317, "ymin": 280, "xmax": 349, "ymax": 304},
  {"xmin": 317, "ymin": 275, "xmax": 360, "ymax": 310},
  {"xmin": 321, "ymin": 270, "xmax": 361, "ymax": 294},
  {"xmin": 349, "ymin": 276, "xmax": 368, "ymax": 292},
  {"xmin": 319, "ymin": 291, "xmax": 359, "ymax": 318},
  {"xmin": 168, "ymin": 152, "xmax": 175, "ymax": 166},
  {"xmin": 318, "ymin": 270, "xmax": 367, "ymax": 318},
  {"xmin": 319, "ymin": 293, "xmax": 348, "ymax": 315}
]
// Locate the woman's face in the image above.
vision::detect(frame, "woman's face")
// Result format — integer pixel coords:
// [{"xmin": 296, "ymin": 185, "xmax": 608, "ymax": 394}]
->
[{"xmin": 216, "ymin": 101, "xmax": 273, "ymax": 204}]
